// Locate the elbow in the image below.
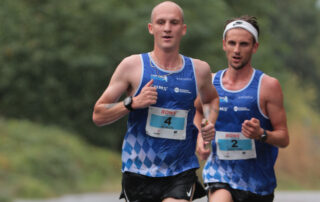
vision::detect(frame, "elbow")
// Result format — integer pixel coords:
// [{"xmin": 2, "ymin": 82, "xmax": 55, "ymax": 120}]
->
[
  {"xmin": 92, "ymin": 114, "xmax": 103, "ymax": 127},
  {"xmin": 279, "ymin": 135, "xmax": 290, "ymax": 148},
  {"xmin": 92, "ymin": 112, "xmax": 109, "ymax": 127}
]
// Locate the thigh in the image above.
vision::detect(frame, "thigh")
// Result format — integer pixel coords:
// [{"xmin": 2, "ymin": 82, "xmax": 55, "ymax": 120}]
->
[
  {"xmin": 206, "ymin": 182, "xmax": 233, "ymax": 202},
  {"xmin": 209, "ymin": 189, "xmax": 233, "ymax": 202}
]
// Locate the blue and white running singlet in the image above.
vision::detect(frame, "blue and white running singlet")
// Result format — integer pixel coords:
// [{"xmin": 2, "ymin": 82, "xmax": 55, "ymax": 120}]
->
[
  {"xmin": 121, "ymin": 53, "xmax": 199, "ymax": 177},
  {"xmin": 203, "ymin": 69, "xmax": 278, "ymax": 195}
]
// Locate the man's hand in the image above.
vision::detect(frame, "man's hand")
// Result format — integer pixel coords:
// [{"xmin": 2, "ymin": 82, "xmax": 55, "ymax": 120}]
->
[
  {"xmin": 132, "ymin": 80, "xmax": 158, "ymax": 109},
  {"xmin": 201, "ymin": 118, "xmax": 215, "ymax": 143},
  {"xmin": 196, "ymin": 131, "xmax": 211, "ymax": 161},
  {"xmin": 241, "ymin": 118, "xmax": 264, "ymax": 140}
]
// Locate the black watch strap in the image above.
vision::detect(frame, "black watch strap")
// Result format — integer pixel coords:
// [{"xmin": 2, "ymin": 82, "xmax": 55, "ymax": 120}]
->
[
  {"xmin": 123, "ymin": 96, "xmax": 133, "ymax": 111},
  {"xmin": 260, "ymin": 129, "xmax": 268, "ymax": 142}
]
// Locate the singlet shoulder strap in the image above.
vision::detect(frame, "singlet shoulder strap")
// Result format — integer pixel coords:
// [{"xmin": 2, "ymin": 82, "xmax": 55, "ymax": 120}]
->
[{"xmin": 213, "ymin": 69, "xmax": 226, "ymax": 85}]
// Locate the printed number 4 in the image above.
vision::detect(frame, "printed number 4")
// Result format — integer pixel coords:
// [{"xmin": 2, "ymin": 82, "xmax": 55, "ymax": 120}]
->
[{"xmin": 164, "ymin": 117, "xmax": 172, "ymax": 125}]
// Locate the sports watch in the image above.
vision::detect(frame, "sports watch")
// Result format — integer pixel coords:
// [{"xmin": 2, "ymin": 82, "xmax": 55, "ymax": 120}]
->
[
  {"xmin": 260, "ymin": 129, "xmax": 268, "ymax": 142},
  {"xmin": 123, "ymin": 96, "xmax": 133, "ymax": 111}
]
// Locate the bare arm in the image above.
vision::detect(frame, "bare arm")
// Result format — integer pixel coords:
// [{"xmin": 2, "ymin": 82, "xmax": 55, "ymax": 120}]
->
[
  {"xmin": 92, "ymin": 55, "xmax": 158, "ymax": 126},
  {"xmin": 194, "ymin": 60, "xmax": 219, "ymax": 160},
  {"xmin": 242, "ymin": 75, "xmax": 289, "ymax": 148},
  {"xmin": 194, "ymin": 60, "xmax": 219, "ymax": 127},
  {"xmin": 92, "ymin": 56, "xmax": 136, "ymax": 126},
  {"xmin": 194, "ymin": 96, "xmax": 211, "ymax": 160}
]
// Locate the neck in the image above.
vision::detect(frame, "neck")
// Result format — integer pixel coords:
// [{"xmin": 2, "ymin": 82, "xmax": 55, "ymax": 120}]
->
[
  {"xmin": 225, "ymin": 66, "xmax": 254, "ymax": 82},
  {"xmin": 222, "ymin": 66, "xmax": 254, "ymax": 90},
  {"xmin": 151, "ymin": 50, "xmax": 182, "ymax": 70}
]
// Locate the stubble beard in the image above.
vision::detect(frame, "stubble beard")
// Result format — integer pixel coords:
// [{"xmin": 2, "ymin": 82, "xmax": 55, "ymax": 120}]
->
[
  {"xmin": 230, "ymin": 62, "xmax": 246, "ymax": 70},
  {"xmin": 230, "ymin": 56, "xmax": 250, "ymax": 70}
]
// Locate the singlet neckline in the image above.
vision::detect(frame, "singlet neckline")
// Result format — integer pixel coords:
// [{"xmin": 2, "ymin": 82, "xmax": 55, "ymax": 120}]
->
[
  {"xmin": 219, "ymin": 69, "xmax": 256, "ymax": 93},
  {"xmin": 148, "ymin": 52, "xmax": 185, "ymax": 74}
]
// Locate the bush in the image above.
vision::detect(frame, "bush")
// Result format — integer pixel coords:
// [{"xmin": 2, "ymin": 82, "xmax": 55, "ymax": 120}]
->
[{"xmin": 0, "ymin": 118, "xmax": 122, "ymax": 199}]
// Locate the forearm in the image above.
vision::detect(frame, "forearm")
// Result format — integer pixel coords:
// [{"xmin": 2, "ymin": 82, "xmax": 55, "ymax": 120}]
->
[
  {"xmin": 194, "ymin": 106, "xmax": 203, "ymax": 130},
  {"xmin": 263, "ymin": 129, "xmax": 289, "ymax": 148},
  {"xmin": 92, "ymin": 102, "xmax": 129, "ymax": 126},
  {"xmin": 203, "ymin": 96, "xmax": 219, "ymax": 125}
]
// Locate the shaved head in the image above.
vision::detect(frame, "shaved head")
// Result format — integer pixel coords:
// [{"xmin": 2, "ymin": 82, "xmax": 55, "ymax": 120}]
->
[{"xmin": 150, "ymin": 1, "xmax": 184, "ymax": 23}]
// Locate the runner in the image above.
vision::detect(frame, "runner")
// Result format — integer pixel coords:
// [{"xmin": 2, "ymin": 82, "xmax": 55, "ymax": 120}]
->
[
  {"xmin": 93, "ymin": 1, "xmax": 219, "ymax": 201},
  {"xmin": 196, "ymin": 15, "xmax": 289, "ymax": 202}
]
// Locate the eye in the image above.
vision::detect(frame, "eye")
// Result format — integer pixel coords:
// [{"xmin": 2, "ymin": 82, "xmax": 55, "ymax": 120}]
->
[
  {"xmin": 171, "ymin": 20, "xmax": 180, "ymax": 25},
  {"xmin": 228, "ymin": 41, "xmax": 236, "ymax": 46},
  {"xmin": 240, "ymin": 42, "xmax": 250, "ymax": 47},
  {"xmin": 156, "ymin": 19, "xmax": 165, "ymax": 25}
]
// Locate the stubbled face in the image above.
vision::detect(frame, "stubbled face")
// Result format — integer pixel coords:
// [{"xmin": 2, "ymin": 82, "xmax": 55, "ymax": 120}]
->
[
  {"xmin": 148, "ymin": 3, "xmax": 186, "ymax": 52},
  {"xmin": 223, "ymin": 28, "xmax": 258, "ymax": 70}
]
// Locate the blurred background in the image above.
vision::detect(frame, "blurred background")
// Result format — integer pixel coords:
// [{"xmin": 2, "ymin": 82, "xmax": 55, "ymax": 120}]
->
[{"xmin": 0, "ymin": 0, "xmax": 319, "ymax": 201}]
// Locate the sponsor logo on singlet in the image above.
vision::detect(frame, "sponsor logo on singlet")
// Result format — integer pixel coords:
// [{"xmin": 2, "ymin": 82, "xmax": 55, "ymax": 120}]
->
[
  {"xmin": 233, "ymin": 106, "xmax": 250, "ymax": 112},
  {"xmin": 220, "ymin": 96, "xmax": 228, "ymax": 103},
  {"xmin": 238, "ymin": 95, "xmax": 253, "ymax": 99},
  {"xmin": 154, "ymin": 85, "xmax": 168, "ymax": 91},
  {"xmin": 176, "ymin": 77, "xmax": 192, "ymax": 81},
  {"xmin": 174, "ymin": 87, "xmax": 192, "ymax": 94},
  {"xmin": 151, "ymin": 74, "xmax": 168, "ymax": 82}
]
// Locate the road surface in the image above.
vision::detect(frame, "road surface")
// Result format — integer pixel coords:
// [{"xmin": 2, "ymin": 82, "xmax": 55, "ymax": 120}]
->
[{"xmin": 15, "ymin": 191, "xmax": 320, "ymax": 202}]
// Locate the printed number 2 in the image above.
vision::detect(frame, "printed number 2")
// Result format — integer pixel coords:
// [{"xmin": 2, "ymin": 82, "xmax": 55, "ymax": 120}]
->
[
  {"xmin": 164, "ymin": 117, "xmax": 172, "ymax": 125},
  {"xmin": 231, "ymin": 140, "xmax": 238, "ymax": 148}
]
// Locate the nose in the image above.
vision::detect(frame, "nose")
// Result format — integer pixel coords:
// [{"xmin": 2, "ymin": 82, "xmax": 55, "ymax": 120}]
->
[
  {"xmin": 234, "ymin": 44, "xmax": 240, "ymax": 54},
  {"xmin": 164, "ymin": 22, "xmax": 171, "ymax": 32}
]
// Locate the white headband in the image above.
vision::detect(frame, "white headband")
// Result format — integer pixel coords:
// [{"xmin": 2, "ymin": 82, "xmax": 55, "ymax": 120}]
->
[{"xmin": 223, "ymin": 20, "xmax": 258, "ymax": 42}]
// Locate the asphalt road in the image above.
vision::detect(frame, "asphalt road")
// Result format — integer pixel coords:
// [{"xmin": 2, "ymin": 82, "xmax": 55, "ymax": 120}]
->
[{"xmin": 15, "ymin": 191, "xmax": 320, "ymax": 202}]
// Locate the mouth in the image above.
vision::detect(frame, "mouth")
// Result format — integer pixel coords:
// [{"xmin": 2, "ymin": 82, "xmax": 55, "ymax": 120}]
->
[
  {"xmin": 232, "ymin": 55, "xmax": 241, "ymax": 62},
  {"xmin": 162, "ymin": 35, "xmax": 173, "ymax": 40}
]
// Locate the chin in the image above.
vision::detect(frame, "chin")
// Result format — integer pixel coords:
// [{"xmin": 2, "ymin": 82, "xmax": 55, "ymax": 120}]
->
[{"xmin": 231, "ymin": 65, "xmax": 245, "ymax": 70}]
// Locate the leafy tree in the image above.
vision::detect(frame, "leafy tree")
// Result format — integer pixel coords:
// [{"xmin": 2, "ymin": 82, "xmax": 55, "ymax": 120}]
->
[{"xmin": 0, "ymin": 0, "xmax": 319, "ymax": 151}]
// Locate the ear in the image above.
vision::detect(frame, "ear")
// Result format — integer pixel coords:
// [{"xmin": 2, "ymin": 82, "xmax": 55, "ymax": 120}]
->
[
  {"xmin": 252, "ymin": 42, "xmax": 259, "ymax": 54},
  {"xmin": 222, "ymin": 40, "xmax": 227, "ymax": 51},
  {"xmin": 148, "ymin": 23, "xmax": 154, "ymax": 35},
  {"xmin": 182, "ymin": 24, "xmax": 187, "ymax": 36}
]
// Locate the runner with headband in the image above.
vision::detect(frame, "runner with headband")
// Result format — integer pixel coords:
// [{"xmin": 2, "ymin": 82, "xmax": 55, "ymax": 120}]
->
[{"xmin": 195, "ymin": 15, "xmax": 289, "ymax": 202}]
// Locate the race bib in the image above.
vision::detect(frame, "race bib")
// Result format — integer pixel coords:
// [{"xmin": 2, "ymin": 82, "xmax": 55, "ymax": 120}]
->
[
  {"xmin": 216, "ymin": 131, "xmax": 257, "ymax": 160},
  {"xmin": 146, "ymin": 106, "xmax": 188, "ymax": 140}
]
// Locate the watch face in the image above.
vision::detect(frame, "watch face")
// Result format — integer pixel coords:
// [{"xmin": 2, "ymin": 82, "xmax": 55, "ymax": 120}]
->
[
  {"xmin": 261, "ymin": 132, "xmax": 267, "ymax": 142},
  {"xmin": 124, "ymin": 96, "xmax": 133, "ymax": 110},
  {"xmin": 124, "ymin": 97, "xmax": 131, "ymax": 105}
]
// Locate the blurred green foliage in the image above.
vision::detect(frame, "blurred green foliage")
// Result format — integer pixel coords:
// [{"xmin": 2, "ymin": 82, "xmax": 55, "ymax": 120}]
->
[
  {"xmin": 0, "ymin": 0, "xmax": 319, "ymax": 150},
  {"xmin": 0, "ymin": 118, "xmax": 121, "ymax": 199}
]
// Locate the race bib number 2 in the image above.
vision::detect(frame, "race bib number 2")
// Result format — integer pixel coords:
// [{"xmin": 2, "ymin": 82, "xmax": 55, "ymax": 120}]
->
[
  {"xmin": 216, "ymin": 131, "xmax": 257, "ymax": 160},
  {"xmin": 146, "ymin": 106, "xmax": 188, "ymax": 140}
]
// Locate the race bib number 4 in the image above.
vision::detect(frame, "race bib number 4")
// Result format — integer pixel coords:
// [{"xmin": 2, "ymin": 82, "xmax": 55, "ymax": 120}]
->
[
  {"xmin": 146, "ymin": 106, "xmax": 188, "ymax": 140},
  {"xmin": 216, "ymin": 131, "xmax": 257, "ymax": 160}
]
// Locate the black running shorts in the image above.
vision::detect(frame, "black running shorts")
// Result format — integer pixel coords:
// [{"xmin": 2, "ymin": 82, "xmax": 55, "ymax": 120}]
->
[
  {"xmin": 120, "ymin": 169, "xmax": 206, "ymax": 202},
  {"xmin": 205, "ymin": 182, "xmax": 274, "ymax": 202}
]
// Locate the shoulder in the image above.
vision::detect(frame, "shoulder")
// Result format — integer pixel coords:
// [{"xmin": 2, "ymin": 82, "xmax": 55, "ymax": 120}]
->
[
  {"xmin": 190, "ymin": 58, "xmax": 211, "ymax": 77},
  {"xmin": 261, "ymin": 73, "xmax": 281, "ymax": 90},
  {"xmin": 191, "ymin": 58, "xmax": 210, "ymax": 69},
  {"xmin": 260, "ymin": 73, "xmax": 283, "ymax": 99},
  {"xmin": 112, "ymin": 54, "xmax": 142, "ymax": 82},
  {"xmin": 114, "ymin": 54, "xmax": 142, "ymax": 76},
  {"xmin": 119, "ymin": 54, "xmax": 142, "ymax": 68}
]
